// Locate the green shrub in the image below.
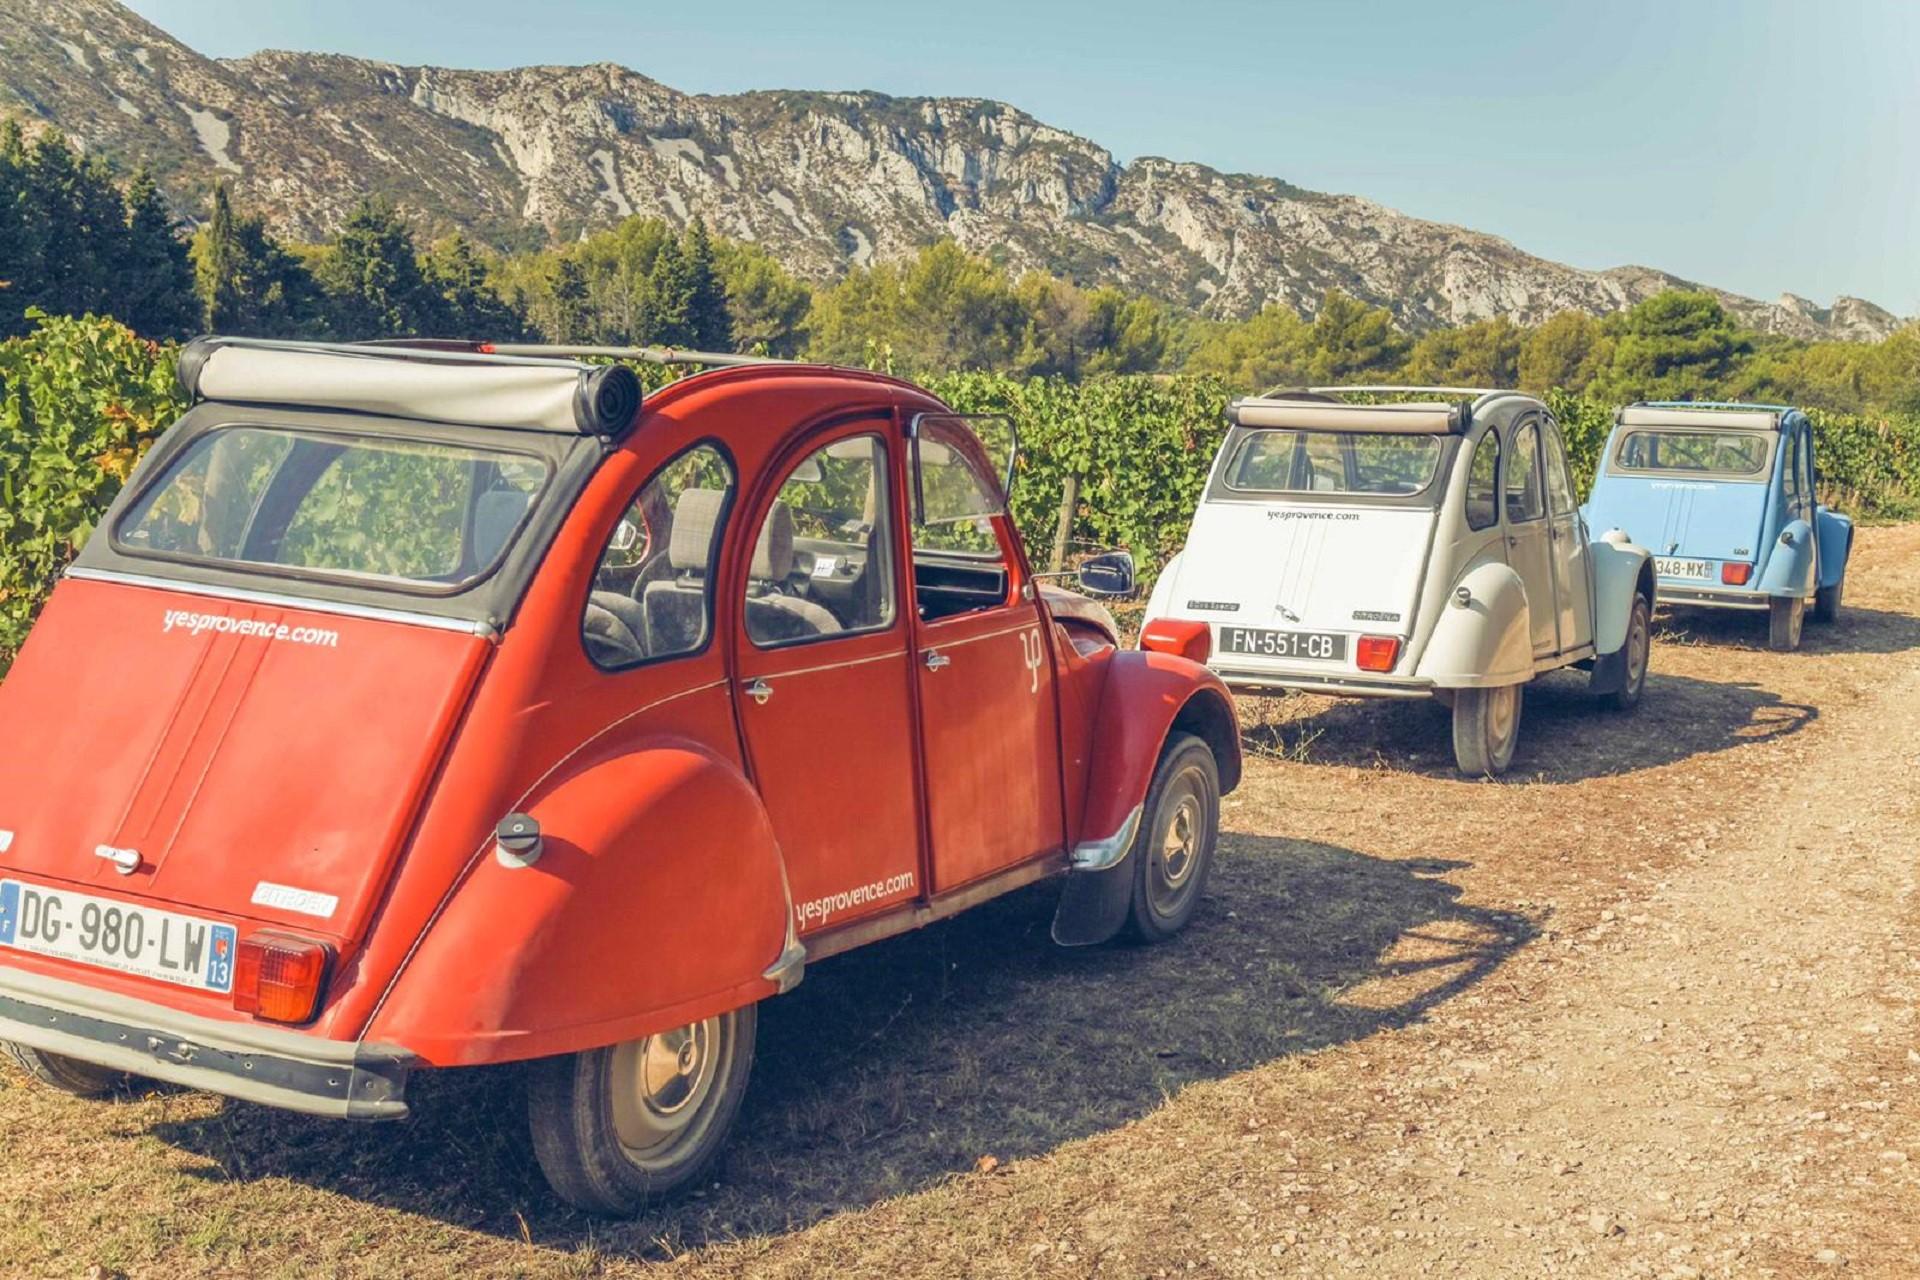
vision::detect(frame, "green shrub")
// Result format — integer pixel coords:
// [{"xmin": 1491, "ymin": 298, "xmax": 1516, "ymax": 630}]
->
[{"xmin": 0, "ymin": 314, "xmax": 184, "ymax": 669}]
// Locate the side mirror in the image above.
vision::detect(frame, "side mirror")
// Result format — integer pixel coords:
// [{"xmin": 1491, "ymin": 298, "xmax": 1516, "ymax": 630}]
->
[{"xmin": 1077, "ymin": 551, "xmax": 1136, "ymax": 599}]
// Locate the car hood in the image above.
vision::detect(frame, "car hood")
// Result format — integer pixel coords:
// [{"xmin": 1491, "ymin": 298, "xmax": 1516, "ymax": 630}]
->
[{"xmin": 0, "ymin": 577, "xmax": 489, "ymax": 948}]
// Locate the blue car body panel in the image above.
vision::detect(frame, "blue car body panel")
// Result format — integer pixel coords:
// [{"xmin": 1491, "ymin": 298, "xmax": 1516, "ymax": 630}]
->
[{"xmin": 1584, "ymin": 402, "xmax": 1851, "ymax": 611}]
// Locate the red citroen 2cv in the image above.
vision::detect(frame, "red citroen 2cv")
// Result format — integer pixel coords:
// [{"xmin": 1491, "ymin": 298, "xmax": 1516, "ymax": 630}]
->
[{"xmin": 0, "ymin": 338, "xmax": 1240, "ymax": 1213}]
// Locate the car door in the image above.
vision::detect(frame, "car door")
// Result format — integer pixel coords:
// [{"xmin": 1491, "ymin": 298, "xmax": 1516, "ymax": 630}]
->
[
  {"xmin": 907, "ymin": 414, "xmax": 1066, "ymax": 894},
  {"xmin": 731, "ymin": 423, "xmax": 924, "ymax": 939},
  {"xmin": 1503, "ymin": 417, "xmax": 1560, "ymax": 657},
  {"xmin": 1542, "ymin": 419, "xmax": 1594, "ymax": 651}
]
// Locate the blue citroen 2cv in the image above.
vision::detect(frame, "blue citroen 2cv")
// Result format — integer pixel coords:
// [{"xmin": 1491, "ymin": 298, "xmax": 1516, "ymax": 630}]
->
[{"xmin": 1584, "ymin": 403, "xmax": 1851, "ymax": 650}]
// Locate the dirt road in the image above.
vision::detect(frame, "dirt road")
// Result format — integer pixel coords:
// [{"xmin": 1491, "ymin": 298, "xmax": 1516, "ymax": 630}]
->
[{"xmin": 3, "ymin": 527, "xmax": 1917, "ymax": 1279}]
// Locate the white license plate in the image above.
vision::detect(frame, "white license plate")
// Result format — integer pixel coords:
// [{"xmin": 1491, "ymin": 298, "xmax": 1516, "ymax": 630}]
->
[
  {"xmin": 1655, "ymin": 557, "xmax": 1713, "ymax": 581},
  {"xmin": 0, "ymin": 881, "xmax": 237, "ymax": 993}
]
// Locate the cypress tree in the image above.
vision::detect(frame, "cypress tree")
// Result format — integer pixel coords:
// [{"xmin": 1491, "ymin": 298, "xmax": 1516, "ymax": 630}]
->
[
  {"xmin": 682, "ymin": 218, "xmax": 733, "ymax": 351},
  {"xmin": 119, "ymin": 169, "xmax": 197, "ymax": 338}
]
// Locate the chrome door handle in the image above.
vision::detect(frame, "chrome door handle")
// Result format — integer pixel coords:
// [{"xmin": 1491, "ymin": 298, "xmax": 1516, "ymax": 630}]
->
[
  {"xmin": 924, "ymin": 650, "xmax": 952, "ymax": 672},
  {"xmin": 743, "ymin": 678, "xmax": 774, "ymax": 705}
]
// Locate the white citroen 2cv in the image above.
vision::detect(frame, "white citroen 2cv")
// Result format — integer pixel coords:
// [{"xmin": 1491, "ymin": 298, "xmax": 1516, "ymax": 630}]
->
[{"xmin": 1144, "ymin": 388, "xmax": 1657, "ymax": 776}]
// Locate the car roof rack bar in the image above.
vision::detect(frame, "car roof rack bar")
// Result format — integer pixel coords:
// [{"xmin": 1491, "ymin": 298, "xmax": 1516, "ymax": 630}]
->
[
  {"xmin": 480, "ymin": 342, "xmax": 787, "ymax": 368},
  {"xmin": 1305, "ymin": 385, "xmax": 1509, "ymax": 398}
]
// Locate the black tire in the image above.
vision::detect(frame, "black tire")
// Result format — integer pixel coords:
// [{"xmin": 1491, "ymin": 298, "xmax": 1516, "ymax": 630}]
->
[
  {"xmin": 1768, "ymin": 595, "xmax": 1805, "ymax": 651},
  {"xmin": 1812, "ymin": 578, "xmax": 1843, "ymax": 624},
  {"xmin": 2, "ymin": 1041, "xmax": 125, "ymax": 1097},
  {"xmin": 1601, "ymin": 593, "xmax": 1652, "ymax": 711},
  {"xmin": 1124, "ymin": 732, "xmax": 1220, "ymax": 943},
  {"xmin": 527, "ymin": 1006, "xmax": 757, "ymax": 1215},
  {"xmin": 1451, "ymin": 683, "xmax": 1524, "ymax": 777}
]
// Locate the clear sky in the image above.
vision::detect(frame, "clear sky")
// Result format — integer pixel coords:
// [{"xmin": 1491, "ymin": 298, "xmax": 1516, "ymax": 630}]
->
[{"xmin": 122, "ymin": 0, "xmax": 1919, "ymax": 316}]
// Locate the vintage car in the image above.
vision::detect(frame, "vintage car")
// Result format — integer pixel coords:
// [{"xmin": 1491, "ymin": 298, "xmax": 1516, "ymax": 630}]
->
[
  {"xmin": 1143, "ymin": 387, "xmax": 1656, "ymax": 777},
  {"xmin": 0, "ymin": 338, "xmax": 1241, "ymax": 1214},
  {"xmin": 1583, "ymin": 402, "xmax": 1852, "ymax": 650}
]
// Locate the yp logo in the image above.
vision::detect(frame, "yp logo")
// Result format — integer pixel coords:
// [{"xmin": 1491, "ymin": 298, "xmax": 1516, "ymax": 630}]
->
[{"xmin": 1020, "ymin": 628, "xmax": 1044, "ymax": 693}]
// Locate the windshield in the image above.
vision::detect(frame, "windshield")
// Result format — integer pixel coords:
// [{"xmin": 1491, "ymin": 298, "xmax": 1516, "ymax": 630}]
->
[
  {"xmin": 1224, "ymin": 429, "xmax": 1444, "ymax": 497},
  {"xmin": 1613, "ymin": 430, "xmax": 1771, "ymax": 477},
  {"xmin": 115, "ymin": 425, "xmax": 551, "ymax": 592}
]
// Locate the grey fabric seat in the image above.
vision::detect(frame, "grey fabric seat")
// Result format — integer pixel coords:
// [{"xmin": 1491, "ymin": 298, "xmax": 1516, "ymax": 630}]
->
[
  {"xmin": 642, "ymin": 488, "xmax": 728, "ymax": 657},
  {"xmin": 743, "ymin": 506, "xmax": 842, "ymax": 645}
]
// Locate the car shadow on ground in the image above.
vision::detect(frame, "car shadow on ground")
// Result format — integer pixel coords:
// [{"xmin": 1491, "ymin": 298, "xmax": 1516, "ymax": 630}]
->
[
  {"xmin": 1240, "ymin": 669, "xmax": 1818, "ymax": 784},
  {"xmin": 144, "ymin": 838, "xmax": 1533, "ymax": 1258},
  {"xmin": 1655, "ymin": 604, "xmax": 1920, "ymax": 657}
]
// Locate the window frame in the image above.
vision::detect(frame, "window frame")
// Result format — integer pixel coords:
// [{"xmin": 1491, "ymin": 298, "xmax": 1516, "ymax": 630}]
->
[
  {"xmin": 1463, "ymin": 426, "xmax": 1502, "ymax": 532},
  {"xmin": 1503, "ymin": 420, "xmax": 1548, "ymax": 526},
  {"xmin": 1543, "ymin": 420, "xmax": 1577, "ymax": 516},
  {"xmin": 111, "ymin": 420, "xmax": 554, "ymax": 598},
  {"xmin": 1608, "ymin": 428, "xmax": 1775, "ymax": 482},
  {"xmin": 581, "ymin": 437, "xmax": 738, "ymax": 674},
  {"xmin": 744, "ymin": 428, "xmax": 901, "ymax": 653}
]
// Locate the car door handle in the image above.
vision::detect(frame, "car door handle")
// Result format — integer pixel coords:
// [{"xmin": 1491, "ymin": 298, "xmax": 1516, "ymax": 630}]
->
[
  {"xmin": 923, "ymin": 650, "xmax": 952, "ymax": 672},
  {"xmin": 743, "ymin": 678, "xmax": 774, "ymax": 705}
]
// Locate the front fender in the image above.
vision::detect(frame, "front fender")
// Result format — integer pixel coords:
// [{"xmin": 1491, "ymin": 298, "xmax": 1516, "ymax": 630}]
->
[
  {"xmin": 367, "ymin": 739, "xmax": 793, "ymax": 1067},
  {"xmin": 1414, "ymin": 561, "xmax": 1531, "ymax": 688},
  {"xmin": 1590, "ymin": 535, "xmax": 1655, "ymax": 656},
  {"xmin": 1054, "ymin": 650, "xmax": 1238, "ymax": 947},
  {"xmin": 1758, "ymin": 519, "xmax": 1817, "ymax": 597},
  {"xmin": 1814, "ymin": 509, "xmax": 1853, "ymax": 590}
]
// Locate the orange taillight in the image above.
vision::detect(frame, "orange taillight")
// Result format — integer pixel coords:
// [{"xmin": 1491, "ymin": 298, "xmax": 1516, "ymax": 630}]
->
[
  {"xmin": 1141, "ymin": 618, "xmax": 1213, "ymax": 664},
  {"xmin": 1356, "ymin": 635, "xmax": 1402, "ymax": 673},
  {"xmin": 233, "ymin": 932, "xmax": 332, "ymax": 1024},
  {"xmin": 1721, "ymin": 562, "xmax": 1753, "ymax": 586}
]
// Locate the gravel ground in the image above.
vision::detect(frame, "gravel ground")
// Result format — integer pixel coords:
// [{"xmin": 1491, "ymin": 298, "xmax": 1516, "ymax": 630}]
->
[{"xmin": 3, "ymin": 525, "xmax": 1917, "ymax": 1279}]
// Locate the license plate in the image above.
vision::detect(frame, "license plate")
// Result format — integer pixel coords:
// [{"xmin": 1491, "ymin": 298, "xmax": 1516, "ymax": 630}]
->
[
  {"xmin": 1218, "ymin": 626, "xmax": 1348, "ymax": 661},
  {"xmin": 1655, "ymin": 557, "xmax": 1712, "ymax": 581},
  {"xmin": 0, "ymin": 881, "xmax": 237, "ymax": 993}
]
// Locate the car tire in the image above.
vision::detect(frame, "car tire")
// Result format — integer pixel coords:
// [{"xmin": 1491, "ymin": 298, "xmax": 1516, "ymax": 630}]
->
[
  {"xmin": 1124, "ymin": 732, "xmax": 1220, "ymax": 944},
  {"xmin": 2, "ymin": 1042, "xmax": 125, "ymax": 1097},
  {"xmin": 527, "ymin": 1006, "xmax": 757, "ymax": 1215},
  {"xmin": 1452, "ymin": 683, "xmax": 1523, "ymax": 777},
  {"xmin": 1768, "ymin": 595, "xmax": 1806, "ymax": 651},
  {"xmin": 1812, "ymin": 578, "xmax": 1843, "ymax": 624},
  {"xmin": 1601, "ymin": 593, "xmax": 1652, "ymax": 711}
]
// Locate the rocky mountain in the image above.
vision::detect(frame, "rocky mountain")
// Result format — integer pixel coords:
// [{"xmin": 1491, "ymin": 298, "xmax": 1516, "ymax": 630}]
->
[{"xmin": 1, "ymin": 0, "xmax": 1904, "ymax": 341}]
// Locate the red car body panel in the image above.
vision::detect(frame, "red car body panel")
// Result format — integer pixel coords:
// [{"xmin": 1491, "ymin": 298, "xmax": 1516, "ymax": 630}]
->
[{"xmin": 0, "ymin": 359, "xmax": 1239, "ymax": 1096}]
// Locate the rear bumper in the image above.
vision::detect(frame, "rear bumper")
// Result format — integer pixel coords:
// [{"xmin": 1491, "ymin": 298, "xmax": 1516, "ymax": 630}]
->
[
  {"xmin": 1215, "ymin": 666, "xmax": 1433, "ymax": 699},
  {"xmin": 0, "ymin": 966, "xmax": 411, "ymax": 1120},
  {"xmin": 1657, "ymin": 584, "xmax": 1772, "ymax": 612}
]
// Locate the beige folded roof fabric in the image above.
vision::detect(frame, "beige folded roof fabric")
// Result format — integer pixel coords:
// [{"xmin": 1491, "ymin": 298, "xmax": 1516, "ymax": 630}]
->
[
  {"xmin": 1229, "ymin": 399, "xmax": 1462, "ymax": 434},
  {"xmin": 1620, "ymin": 406, "xmax": 1784, "ymax": 432},
  {"xmin": 192, "ymin": 342, "xmax": 595, "ymax": 433}
]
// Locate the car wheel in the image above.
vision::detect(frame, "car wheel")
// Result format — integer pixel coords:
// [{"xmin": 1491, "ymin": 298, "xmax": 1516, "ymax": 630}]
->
[
  {"xmin": 2, "ymin": 1042, "xmax": 125, "ymax": 1097},
  {"xmin": 1601, "ymin": 594, "xmax": 1652, "ymax": 711},
  {"xmin": 1768, "ymin": 595, "xmax": 1806, "ymax": 651},
  {"xmin": 528, "ymin": 1006, "xmax": 757, "ymax": 1215},
  {"xmin": 1125, "ymin": 732, "xmax": 1220, "ymax": 944},
  {"xmin": 1812, "ymin": 578, "xmax": 1843, "ymax": 624},
  {"xmin": 1452, "ymin": 683, "xmax": 1523, "ymax": 777}
]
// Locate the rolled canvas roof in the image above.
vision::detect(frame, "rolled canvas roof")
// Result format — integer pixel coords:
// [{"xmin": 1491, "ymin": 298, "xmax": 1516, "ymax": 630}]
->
[
  {"xmin": 1620, "ymin": 406, "xmax": 1784, "ymax": 432},
  {"xmin": 181, "ymin": 339, "xmax": 640, "ymax": 435},
  {"xmin": 1229, "ymin": 398, "xmax": 1464, "ymax": 434}
]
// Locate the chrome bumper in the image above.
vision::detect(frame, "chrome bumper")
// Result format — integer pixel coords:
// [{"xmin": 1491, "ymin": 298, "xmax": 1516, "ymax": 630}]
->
[
  {"xmin": 0, "ymin": 966, "xmax": 411, "ymax": 1120},
  {"xmin": 1216, "ymin": 668, "xmax": 1434, "ymax": 700}
]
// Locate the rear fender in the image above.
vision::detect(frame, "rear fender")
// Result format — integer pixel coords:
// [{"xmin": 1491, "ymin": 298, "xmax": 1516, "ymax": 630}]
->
[
  {"xmin": 1590, "ymin": 535, "xmax": 1655, "ymax": 656},
  {"xmin": 1758, "ymin": 519, "xmax": 1817, "ymax": 597},
  {"xmin": 1814, "ymin": 509, "xmax": 1853, "ymax": 589},
  {"xmin": 1414, "ymin": 560, "xmax": 1531, "ymax": 688},
  {"xmin": 1053, "ymin": 652, "xmax": 1238, "ymax": 947},
  {"xmin": 1139, "ymin": 550, "xmax": 1185, "ymax": 628},
  {"xmin": 366, "ymin": 739, "xmax": 795, "ymax": 1067}
]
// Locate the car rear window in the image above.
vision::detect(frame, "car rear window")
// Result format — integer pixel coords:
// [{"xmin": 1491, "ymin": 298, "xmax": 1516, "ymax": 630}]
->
[
  {"xmin": 115, "ymin": 425, "xmax": 551, "ymax": 592},
  {"xmin": 1613, "ymin": 430, "xmax": 1771, "ymax": 477},
  {"xmin": 1225, "ymin": 429, "xmax": 1443, "ymax": 497}
]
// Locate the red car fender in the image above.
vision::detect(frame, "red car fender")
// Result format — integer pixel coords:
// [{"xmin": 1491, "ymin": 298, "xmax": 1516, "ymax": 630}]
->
[
  {"xmin": 365, "ymin": 736, "xmax": 792, "ymax": 1067},
  {"xmin": 1075, "ymin": 650, "xmax": 1241, "ymax": 850}
]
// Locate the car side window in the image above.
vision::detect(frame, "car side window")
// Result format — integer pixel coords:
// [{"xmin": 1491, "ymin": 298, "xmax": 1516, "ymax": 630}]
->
[
  {"xmin": 1782, "ymin": 429, "xmax": 1803, "ymax": 507},
  {"xmin": 1505, "ymin": 422, "xmax": 1546, "ymax": 524},
  {"xmin": 1800, "ymin": 427, "xmax": 1817, "ymax": 505},
  {"xmin": 746, "ymin": 434, "xmax": 895, "ymax": 648},
  {"xmin": 1544, "ymin": 422, "xmax": 1576, "ymax": 515},
  {"xmin": 586, "ymin": 443, "xmax": 734, "ymax": 672},
  {"xmin": 1464, "ymin": 429, "xmax": 1500, "ymax": 531}
]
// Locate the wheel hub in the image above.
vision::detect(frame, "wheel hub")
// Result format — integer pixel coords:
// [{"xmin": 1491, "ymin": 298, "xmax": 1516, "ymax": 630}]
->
[{"xmin": 611, "ymin": 1017, "xmax": 723, "ymax": 1159}]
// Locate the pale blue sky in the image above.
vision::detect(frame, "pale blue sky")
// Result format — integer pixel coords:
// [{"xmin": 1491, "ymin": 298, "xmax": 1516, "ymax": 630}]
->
[{"xmin": 123, "ymin": 0, "xmax": 1919, "ymax": 316}]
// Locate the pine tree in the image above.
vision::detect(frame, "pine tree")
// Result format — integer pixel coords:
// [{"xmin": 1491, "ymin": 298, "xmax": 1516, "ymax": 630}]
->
[
  {"xmin": 422, "ymin": 233, "xmax": 523, "ymax": 339},
  {"xmin": 642, "ymin": 233, "xmax": 694, "ymax": 347},
  {"xmin": 192, "ymin": 182, "xmax": 325, "ymax": 337},
  {"xmin": 0, "ymin": 122, "xmax": 27, "ymax": 335},
  {"xmin": 317, "ymin": 197, "xmax": 438, "ymax": 339},
  {"xmin": 193, "ymin": 183, "xmax": 245, "ymax": 332},
  {"xmin": 547, "ymin": 255, "xmax": 590, "ymax": 342},
  {"xmin": 119, "ymin": 169, "xmax": 197, "ymax": 338},
  {"xmin": 681, "ymin": 219, "xmax": 733, "ymax": 351}
]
